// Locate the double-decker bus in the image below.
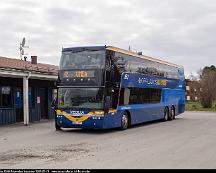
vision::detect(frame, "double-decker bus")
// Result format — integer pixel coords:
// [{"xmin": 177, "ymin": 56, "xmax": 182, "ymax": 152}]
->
[{"xmin": 54, "ymin": 46, "xmax": 185, "ymax": 130}]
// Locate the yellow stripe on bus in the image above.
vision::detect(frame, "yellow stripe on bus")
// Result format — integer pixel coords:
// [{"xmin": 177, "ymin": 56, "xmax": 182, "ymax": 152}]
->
[
  {"xmin": 56, "ymin": 109, "xmax": 117, "ymax": 123},
  {"xmin": 64, "ymin": 114, "xmax": 90, "ymax": 123},
  {"xmin": 56, "ymin": 110, "xmax": 90, "ymax": 123}
]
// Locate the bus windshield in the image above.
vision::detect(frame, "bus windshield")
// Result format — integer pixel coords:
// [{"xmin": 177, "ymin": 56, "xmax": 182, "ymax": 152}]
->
[
  {"xmin": 60, "ymin": 50, "xmax": 105, "ymax": 70},
  {"xmin": 58, "ymin": 88, "xmax": 104, "ymax": 109}
]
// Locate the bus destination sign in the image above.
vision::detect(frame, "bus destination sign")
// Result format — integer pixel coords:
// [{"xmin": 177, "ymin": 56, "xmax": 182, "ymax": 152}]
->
[{"xmin": 63, "ymin": 70, "xmax": 95, "ymax": 78}]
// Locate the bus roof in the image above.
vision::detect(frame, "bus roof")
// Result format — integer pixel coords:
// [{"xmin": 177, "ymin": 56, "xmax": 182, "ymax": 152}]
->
[
  {"xmin": 62, "ymin": 46, "xmax": 105, "ymax": 52},
  {"xmin": 62, "ymin": 45, "xmax": 183, "ymax": 68},
  {"xmin": 106, "ymin": 46, "xmax": 183, "ymax": 69}
]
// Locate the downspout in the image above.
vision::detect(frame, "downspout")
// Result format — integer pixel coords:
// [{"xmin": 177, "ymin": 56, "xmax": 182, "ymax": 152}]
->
[{"xmin": 23, "ymin": 71, "xmax": 31, "ymax": 126}]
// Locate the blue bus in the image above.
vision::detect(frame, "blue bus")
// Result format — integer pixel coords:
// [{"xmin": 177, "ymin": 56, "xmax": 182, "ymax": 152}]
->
[{"xmin": 54, "ymin": 46, "xmax": 185, "ymax": 130}]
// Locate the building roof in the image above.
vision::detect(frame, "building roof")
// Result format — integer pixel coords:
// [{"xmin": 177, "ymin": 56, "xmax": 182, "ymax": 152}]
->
[{"xmin": 0, "ymin": 56, "xmax": 58, "ymax": 75}]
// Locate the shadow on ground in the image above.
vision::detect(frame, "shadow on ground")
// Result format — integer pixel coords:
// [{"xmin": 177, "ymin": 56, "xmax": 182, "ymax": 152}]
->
[{"xmin": 57, "ymin": 117, "xmax": 186, "ymax": 134}]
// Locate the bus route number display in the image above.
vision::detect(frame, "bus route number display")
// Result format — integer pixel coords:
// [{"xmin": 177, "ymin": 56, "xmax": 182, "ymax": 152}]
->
[{"xmin": 75, "ymin": 71, "xmax": 88, "ymax": 77}]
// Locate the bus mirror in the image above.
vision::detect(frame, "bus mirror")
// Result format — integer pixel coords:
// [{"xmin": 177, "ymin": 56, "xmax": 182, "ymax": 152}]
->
[
  {"xmin": 108, "ymin": 88, "xmax": 115, "ymax": 93},
  {"xmin": 104, "ymin": 96, "xmax": 111, "ymax": 113},
  {"xmin": 51, "ymin": 98, "xmax": 57, "ymax": 110}
]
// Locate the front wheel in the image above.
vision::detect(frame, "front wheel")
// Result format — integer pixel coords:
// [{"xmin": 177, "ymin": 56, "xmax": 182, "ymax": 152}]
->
[
  {"xmin": 55, "ymin": 116, "xmax": 62, "ymax": 131},
  {"xmin": 120, "ymin": 112, "xmax": 129, "ymax": 130}
]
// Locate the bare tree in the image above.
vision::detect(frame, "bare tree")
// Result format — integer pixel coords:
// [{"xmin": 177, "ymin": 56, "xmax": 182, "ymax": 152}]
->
[{"xmin": 199, "ymin": 66, "xmax": 216, "ymax": 108}]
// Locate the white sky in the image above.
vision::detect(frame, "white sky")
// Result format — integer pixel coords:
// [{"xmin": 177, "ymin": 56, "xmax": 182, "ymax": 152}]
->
[{"xmin": 0, "ymin": 0, "xmax": 216, "ymax": 77}]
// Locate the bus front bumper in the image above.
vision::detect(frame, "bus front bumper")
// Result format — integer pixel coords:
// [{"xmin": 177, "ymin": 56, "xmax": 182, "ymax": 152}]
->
[{"xmin": 56, "ymin": 112, "xmax": 121, "ymax": 129}]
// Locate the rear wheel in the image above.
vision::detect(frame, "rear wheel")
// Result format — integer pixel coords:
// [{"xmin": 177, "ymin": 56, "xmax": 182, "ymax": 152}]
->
[
  {"xmin": 163, "ymin": 107, "xmax": 169, "ymax": 121},
  {"xmin": 121, "ymin": 112, "xmax": 129, "ymax": 130},
  {"xmin": 171, "ymin": 106, "xmax": 175, "ymax": 120},
  {"xmin": 168, "ymin": 106, "xmax": 174, "ymax": 121}
]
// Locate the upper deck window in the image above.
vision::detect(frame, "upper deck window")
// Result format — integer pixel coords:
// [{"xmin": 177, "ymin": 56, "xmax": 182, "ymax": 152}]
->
[
  {"xmin": 60, "ymin": 50, "xmax": 105, "ymax": 70},
  {"xmin": 114, "ymin": 52, "xmax": 180, "ymax": 79}
]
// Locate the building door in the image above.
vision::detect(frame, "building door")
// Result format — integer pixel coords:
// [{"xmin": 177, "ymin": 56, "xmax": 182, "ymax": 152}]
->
[
  {"xmin": 14, "ymin": 87, "xmax": 23, "ymax": 122},
  {"xmin": 39, "ymin": 88, "xmax": 48, "ymax": 119}
]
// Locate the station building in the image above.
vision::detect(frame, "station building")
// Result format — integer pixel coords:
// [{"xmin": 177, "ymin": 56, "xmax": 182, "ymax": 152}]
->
[{"xmin": 0, "ymin": 55, "xmax": 58, "ymax": 126}]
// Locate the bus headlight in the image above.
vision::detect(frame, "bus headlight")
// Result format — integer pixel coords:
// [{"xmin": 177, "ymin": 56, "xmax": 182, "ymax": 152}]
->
[{"xmin": 89, "ymin": 111, "xmax": 104, "ymax": 116}]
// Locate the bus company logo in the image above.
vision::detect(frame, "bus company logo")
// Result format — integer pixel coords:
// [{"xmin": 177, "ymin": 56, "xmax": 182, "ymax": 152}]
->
[
  {"xmin": 138, "ymin": 77, "xmax": 155, "ymax": 85},
  {"xmin": 70, "ymin": 111, "xmax": 85, "ymax": 115},
  {"xmin": 138, "ymin": 78, "xmax": 167, "ymax": 86},
  {"xmin": 124, "ymin": 74, "xmax": 130, "ymax": 80},
  {"xmin": 156, "ymin": 80, "xmax": 167, "ymax": 86}
]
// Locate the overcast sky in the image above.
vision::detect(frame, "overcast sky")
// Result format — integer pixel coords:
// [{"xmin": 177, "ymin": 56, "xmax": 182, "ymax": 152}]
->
[{"xmin": 0, "ymin": 0, "xmax": 216, "ymax": 77}]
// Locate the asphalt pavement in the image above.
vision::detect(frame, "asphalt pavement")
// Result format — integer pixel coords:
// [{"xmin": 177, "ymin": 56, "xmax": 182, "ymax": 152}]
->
[{"xmin": 0, "ymin": 111, "xmax": 216, "ymax": 169}]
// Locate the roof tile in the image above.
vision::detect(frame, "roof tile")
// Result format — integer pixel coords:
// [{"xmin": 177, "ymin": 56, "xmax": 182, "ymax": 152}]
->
[{"xmin": 0, "ymin": 56, "xmax": 58, "ymax": 75}]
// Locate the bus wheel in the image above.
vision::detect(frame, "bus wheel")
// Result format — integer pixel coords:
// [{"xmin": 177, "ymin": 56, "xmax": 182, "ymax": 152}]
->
[
  {"xmin": 171, "ymin": 106, "xmax": 175, "ymax": 120},
  {"xmin": 168, "ymin": 106, "xmax": 174, "ymax": 121},
  {"xmin": 121, "ymin": 112, "xmax": 129, "ymax": 130},
  {"xmin": 163, "ymin": 107, "xmax": 169, "ymax": 121},
  {"xmin": 55, "ymin": 122, "xmax": 62, "ymax": 131},
  {"xmin": 55, "ymin": 117, "xmax": 62, "ymax": 131}
]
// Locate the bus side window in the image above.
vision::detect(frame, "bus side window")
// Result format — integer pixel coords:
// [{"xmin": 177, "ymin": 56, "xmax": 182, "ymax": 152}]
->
[
  {"xmin": 124, "ymin": 88, "xmax": 130, "ymax": 105},
  {"xmin": 118, "ymin": 88, "xmax": 130, "ymax": 106},
  {"xmin": 119, "ymin": 89, "xmax": 124, "ymax": 105}
]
